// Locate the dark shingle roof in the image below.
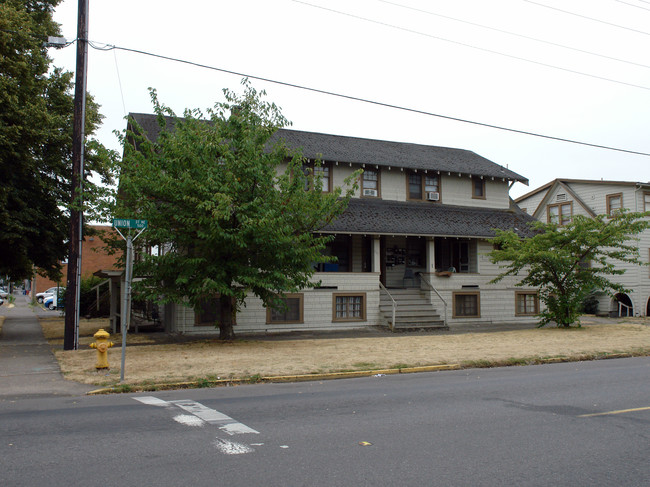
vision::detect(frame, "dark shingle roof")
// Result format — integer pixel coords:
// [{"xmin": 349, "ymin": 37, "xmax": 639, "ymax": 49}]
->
[
  {"xmin": 128, "ymin": 113, "xmax": 527, "ymax": 183},
  {"xmin": 323, "ymin": 198, "xmax": 537, "ymax": 238},
  {"xmin": 270, "ymin": 129, "xmax": 527, "ymax": 183}
]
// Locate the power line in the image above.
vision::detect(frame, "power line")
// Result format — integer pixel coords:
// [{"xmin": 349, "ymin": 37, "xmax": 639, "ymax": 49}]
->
[
  {"xmin": 85, "ymin": 40, "xmax": 650, "ymax": 158},
  {"xmin": 523, "ymin": 0, "xmax": 650, "ymax": 36},
  {"xmin": 291, "ymin": 0, "xmax": 650, "ymax": 92},
  {"xmin": 376, "ymin": 0, "xmax": 650, "ymax": 70},
  {"xmin": 614, "ymin": 0, "xmax": 650, "ymax": 12}
]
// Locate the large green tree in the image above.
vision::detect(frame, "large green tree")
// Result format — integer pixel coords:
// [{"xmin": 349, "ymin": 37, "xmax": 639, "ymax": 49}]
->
[
  {"xmin": 117, "ymin": 83, "xmax": 359, "ymax": 339},
  {"xmin": 0, "ymin": 0, "xmax": 117, "ymax": 281},
  {"xmin": 490, "ymin": 212, "xmax": 650, "ymax": 327}
]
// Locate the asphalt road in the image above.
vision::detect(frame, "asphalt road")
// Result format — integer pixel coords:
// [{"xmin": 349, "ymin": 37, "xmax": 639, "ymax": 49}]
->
[{"xmin": 1, "ymin": 357, "xmax": 648, "ymax": 487}]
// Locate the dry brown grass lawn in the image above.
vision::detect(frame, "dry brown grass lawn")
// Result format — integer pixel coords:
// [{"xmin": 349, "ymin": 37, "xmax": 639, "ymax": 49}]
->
[{"xmin": 40, "ymin": 316, "xmax": 650, "ymax": 388}]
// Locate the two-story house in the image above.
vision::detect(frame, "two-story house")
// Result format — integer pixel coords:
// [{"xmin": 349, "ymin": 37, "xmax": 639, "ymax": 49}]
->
[
  {"xmin": 516, "ymin": 179, "xmax": 650, "ymax": 318},
  {"xmin": 130, "ymin": 113, "xmax": 540, "ymax": 334}
]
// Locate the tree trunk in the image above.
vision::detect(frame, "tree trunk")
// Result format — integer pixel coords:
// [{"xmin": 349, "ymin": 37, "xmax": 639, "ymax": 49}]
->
[{"xmin": 218, "ymin": 294, "xmax": 236, "ymax": 340}]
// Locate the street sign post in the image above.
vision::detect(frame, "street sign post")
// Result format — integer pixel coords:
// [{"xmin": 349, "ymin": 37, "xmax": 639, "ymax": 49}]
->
[{"xmin": 112, "ymin": 218, "xmax": 148, "ymax": 382}]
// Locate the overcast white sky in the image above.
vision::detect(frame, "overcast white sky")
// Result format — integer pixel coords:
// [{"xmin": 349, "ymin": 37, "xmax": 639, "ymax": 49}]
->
[{"xmin": 50, "ymin": 0, "xmax": 650, "ymax": 198}]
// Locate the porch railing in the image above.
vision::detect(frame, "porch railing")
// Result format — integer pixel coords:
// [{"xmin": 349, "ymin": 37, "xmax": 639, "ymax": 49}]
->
[
  {"xmin": 379, "ymin": 281, "xmax": 397, "ymax": 331},
  {"xmin": 420, "ymin": 274, "xmax": 448, "ymax": 327}
]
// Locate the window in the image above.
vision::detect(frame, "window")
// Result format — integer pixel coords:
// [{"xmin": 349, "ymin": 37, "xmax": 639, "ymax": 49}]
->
[
  {"xmin": 408, "ymin": 172, "xmax": 440, "ymax": 201},
  {"xmin": 333, "ymin": 293, "xmax": 366, "ymax": 321},
  {"xmin": 453, "ymin": 292, "xmax": 480, "ymax": 318},
  {"xmin": 303, "ymin": 162, "xmax": 331, "ymax": 192},
  {"xmin": 643, "ymin": 192, "xmax": 650, "ymax": 212},
  {"xmin": 515, "ymin": 292, "xmax": 539, "ymax": 316},
  {"xmin": 472, "ymin": 179, "xmax": 486, "ymax": 199},
  {"xmin": 361, "ymin": 168, "xmax": 380, "ymax": 197},
  {"xmin": 606, "ymin": 193, "xmax": 622, "ymax": 217},
  {"xmin": 267, "ymin": 294, "xmax": 304, "ymax": 324},
  {"xmin": 435, "ymin": 239, "xmax": 476, "ymax": 273},
  {"xmin": 315, "ymin": 235, "xmax": 351, "ymax": 272},
  {"xmin": 547, "ymin": 202, "xmax": 572, "ymax": 225},
  {"xmin": 195, "ymin": 297, "xmax": 231, "ymax": 326}
]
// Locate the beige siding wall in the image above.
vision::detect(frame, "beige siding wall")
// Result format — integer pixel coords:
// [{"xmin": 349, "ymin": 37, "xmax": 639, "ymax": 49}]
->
[
  {"xmin": 279, "ymin": 161, "xmax": 513, "ymax": 209},
  {"xmin": 518, "ymin": 181, "xmax": 650, "ymax": 317},
  {"xmin": 421, "ymin": 239, "xmax": 540, "ymax": 324},
  {"xmin": 170, "ymin": 273, "xmax": 382, "ymax": 334},
  {"xmin": 440, "ymin": 177, "xmax": 510, "ymax": 208},
  {"xmin": 516, "ymin": 190, "xmax": 547, "ymax": 216}
]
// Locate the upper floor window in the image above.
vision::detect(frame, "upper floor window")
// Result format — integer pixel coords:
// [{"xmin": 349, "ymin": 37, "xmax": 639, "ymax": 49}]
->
[
  {"xmin": 408, "ymin": 172, "xmax": 440, "ymax": 202},
  {"xmin": 606, "ymin": 193, "xmax": 622, "ymax": 217},
  {"xmin": 643, "ymin": 192, "xmax": 650, "ymax": 212},
  {"xmin": 361, "ymin": 168, "xmax": 380, "ymax": 198},
  {"xmin": 548, "ymin": 202, "xmax": 572, "ymax": 226},
  {"xmin": 472, "ymin": 179, "xmax": 486, "ymax": 199},
  {"xmin": 303, "ymin": 161, "xmax": 331, "ymax": 192}
]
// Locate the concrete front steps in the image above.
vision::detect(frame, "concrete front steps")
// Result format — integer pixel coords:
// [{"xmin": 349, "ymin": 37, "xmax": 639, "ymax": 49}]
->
[{"xmin": 379, "ymin": 288, "xmax": 447, "ymax": 331}]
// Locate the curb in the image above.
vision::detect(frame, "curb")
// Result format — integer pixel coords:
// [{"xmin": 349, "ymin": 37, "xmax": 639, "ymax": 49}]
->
[{"xmin": 86, "ymin": 364, "xmax": 461, "ymax": 395}]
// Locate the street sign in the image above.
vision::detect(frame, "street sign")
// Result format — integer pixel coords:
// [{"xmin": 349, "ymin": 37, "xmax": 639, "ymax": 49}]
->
[{"xmin": 112, "ymin": 219, "xmax": 148, "ymax": 229}]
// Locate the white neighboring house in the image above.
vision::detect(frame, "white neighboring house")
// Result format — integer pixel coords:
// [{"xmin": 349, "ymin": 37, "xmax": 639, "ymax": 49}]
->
[
  {"xmin": 127, "ymin": 113, "xmax": 541, "ymax": 334},
  {"xmin": 516, "ymin": 179, "xmax": 650, "ymax": 318}
]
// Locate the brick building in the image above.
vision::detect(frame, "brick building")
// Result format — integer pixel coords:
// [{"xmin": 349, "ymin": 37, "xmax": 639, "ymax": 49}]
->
[{"xmin": 31, "ymin": 225, "xmax": 121, "ymax": 295}]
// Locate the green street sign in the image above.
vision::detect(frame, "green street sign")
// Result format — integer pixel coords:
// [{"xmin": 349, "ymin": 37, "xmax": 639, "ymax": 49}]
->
[{"xmin": 112, "ymin": 218, "xmax": 148, "ymax": 229}]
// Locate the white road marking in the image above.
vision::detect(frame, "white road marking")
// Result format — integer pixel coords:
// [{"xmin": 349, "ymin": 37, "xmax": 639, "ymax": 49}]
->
[
  {"xmin": 173, "ymin": 414, "xmax": 206, "ymax": 427},
  {"xmin": 134, "ymin": 396, "xmax": 172, "ymax": 407},
  {"xmin": 171, "ymin": 399, "xmax": 259, "ymax": 435},
  {"xmin": 213, "ymin": 438, "xmax": 254, "ymax": 455},
  {"xmin": 134, "ymin": 396, "xmax": 259, "ymax": 435}
]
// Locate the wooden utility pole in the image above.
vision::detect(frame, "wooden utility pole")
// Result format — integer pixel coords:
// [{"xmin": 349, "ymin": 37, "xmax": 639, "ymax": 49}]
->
[{"xmin": 64, "ymin": 0, "xmax": 89, "ymax": 350}]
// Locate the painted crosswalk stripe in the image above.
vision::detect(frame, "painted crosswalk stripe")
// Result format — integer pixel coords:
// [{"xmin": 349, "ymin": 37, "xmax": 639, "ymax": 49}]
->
[
  {"xmin": 134, "ymin": 396, "xmax": 172, "ymax": 407},
  {"xmin": 134, "ymin": 396, "xmax": 259, "ymax": 435},
  {"xmin": 171, "ymin": 400, "xmax": 259, "ymax": 435}
]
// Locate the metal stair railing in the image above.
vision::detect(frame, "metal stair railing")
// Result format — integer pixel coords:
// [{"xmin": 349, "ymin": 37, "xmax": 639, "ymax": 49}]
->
[
  {"xmin": 379, "ymin": 281, "xmax": 397, "ymax": 331},
  {"xmin": 420, "ymin": 274, "xmax": 448, "ymax": 327}
]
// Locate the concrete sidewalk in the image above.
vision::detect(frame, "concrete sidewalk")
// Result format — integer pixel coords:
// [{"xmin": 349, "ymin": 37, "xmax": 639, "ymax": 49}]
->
[{"xmin": 0, "ymin": 293, "xmax": 93, "ymax": 400}]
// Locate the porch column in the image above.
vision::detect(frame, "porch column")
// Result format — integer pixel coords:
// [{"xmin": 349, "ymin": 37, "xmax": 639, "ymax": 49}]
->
[
  {"xmin": 426, "ymin": 237, "xmax": 436, "ymax": 274},
  {"xmin": 371, "ymin": 236, "xmax": 381, "ymax": 273}
]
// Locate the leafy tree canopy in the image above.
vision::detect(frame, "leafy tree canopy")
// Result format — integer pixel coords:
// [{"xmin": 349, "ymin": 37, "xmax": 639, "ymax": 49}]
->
[
  {"xmin": 0, "ymin": 0, "xmax": 118, "ymax": 281},
  {"xmin": 117, "ymin": 81, "xmax": 359, "ymax": 339},
  {"xmin": 490, "ymin": 212, "xmax": 650, "ymax": 327}
]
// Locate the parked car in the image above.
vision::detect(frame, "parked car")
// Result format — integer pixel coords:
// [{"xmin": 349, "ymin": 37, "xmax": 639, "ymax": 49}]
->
[
  {"xmin": 43, "ymin": 291, "xmax": 65, "ymax": 310},
  {"xmin": 36, "ymin": 287, "xmax": 63, "ymax": 303},
  {"xmin": 0, "ymin": 287, "xmax": 8, "ymax": 299}
]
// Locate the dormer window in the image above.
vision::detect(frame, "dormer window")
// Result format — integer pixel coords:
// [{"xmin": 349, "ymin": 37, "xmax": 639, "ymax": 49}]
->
[
  {"xmin": 361, "ymin": 168, "xmax": 380, "ymax": 198},
  {"xmin": 303, "ymin": 161, "xmax": 331, "ymax": 192},
  {"xmin": 408, "ymin": 172, "xmax": 440, "ymax": 202}
]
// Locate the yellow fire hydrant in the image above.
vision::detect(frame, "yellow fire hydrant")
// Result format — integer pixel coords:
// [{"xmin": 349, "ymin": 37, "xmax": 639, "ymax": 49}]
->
[{"xmin": 90, "ymin": 329, "xmax": 114, "ymax": 369}]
